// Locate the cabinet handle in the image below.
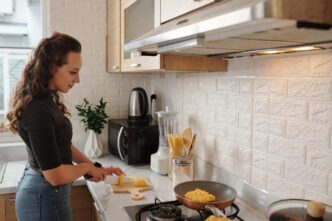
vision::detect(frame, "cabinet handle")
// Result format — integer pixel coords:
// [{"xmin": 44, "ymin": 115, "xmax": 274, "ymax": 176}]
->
[
  {"xmin": 177, "ymin": 19, "xmax": 189, "ymax": 26},
  {"xmin": 193, "ymin": 0, "xmax": 204, "ymax": 1},
  {"xmin": 130, "ymin": 63, "xmax": 141, "ymax": 68},
  {"xmin": 112, "ymin": 65, "xmax": 119, "ymax": 70},
  {"xmin": 9, "ymin": 198, "xmax": 15, "ymax": 202}
]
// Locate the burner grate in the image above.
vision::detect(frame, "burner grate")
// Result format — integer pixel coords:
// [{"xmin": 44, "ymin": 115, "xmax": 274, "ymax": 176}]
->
[{"xmin": 134, "ymin": 198, "xmax": 244, "ymax": 221}]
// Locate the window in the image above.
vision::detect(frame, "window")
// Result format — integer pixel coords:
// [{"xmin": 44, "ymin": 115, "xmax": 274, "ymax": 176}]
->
[{"xmin": 0, "ymin": 48, "xmax": 31, "ymax": 127}]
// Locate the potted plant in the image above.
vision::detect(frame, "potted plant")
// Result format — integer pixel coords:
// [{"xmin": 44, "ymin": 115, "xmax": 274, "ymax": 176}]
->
[{"xmin": 75, "ymin": 98, "xmax": 109, "ymax": 158}]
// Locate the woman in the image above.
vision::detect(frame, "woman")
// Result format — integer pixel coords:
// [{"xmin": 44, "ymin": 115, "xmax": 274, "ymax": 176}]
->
[{"xmin": 7, "ymin": 32, "xmax": 123, "ymax": 221}]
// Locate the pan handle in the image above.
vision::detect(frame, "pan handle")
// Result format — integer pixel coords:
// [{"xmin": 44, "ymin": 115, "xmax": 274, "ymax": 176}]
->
[{"xmin": 205, "ymin": 205, "xmax": 227, "ymax": 218}]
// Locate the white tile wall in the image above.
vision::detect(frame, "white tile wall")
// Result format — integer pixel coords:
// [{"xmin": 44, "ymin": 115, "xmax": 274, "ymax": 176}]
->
[
  {"xmin": 151, "ymin": 51, "xmax": 332, "ymax": 204},
  {"xmin": 49, "ymin": 0, "xmax": 332, "ymax": 204}
]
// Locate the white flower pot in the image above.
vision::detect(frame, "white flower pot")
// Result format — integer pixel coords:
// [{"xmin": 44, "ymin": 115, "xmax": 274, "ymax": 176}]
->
[{"xmin": 84, "ymin": 130, "xmax": 103, "ymax": 158}]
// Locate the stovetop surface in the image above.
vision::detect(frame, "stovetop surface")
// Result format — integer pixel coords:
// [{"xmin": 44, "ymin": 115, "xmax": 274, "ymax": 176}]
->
[{"xmin": 124, "ymin": 199, "xmax": 244, "ymax": 221}]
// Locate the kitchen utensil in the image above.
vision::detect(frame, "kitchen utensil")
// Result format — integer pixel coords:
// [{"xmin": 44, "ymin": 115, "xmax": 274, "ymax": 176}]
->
[
  {"xmin": 183, "ymin": 128, "xmax": 192, "ymax": 156},
  {"xmin": 150, "ymin": 110, "xmax": 177, "ymax": 175},
  {"xmin": 188, "ymin": 133, "xmax": 196, "ymax": 156},
  {"xmin": 110, "ymin": 177, "xmax": 152, "ymax": 200},
  {"xmin": 104, "ymin": 175, "xmax": 134, "ymax": 185},
  {"xmin": 128, "ymin": 87, "xmax": 150, "ymax": 126},
  {"xmin": 174, "ymin": 180, "xmax": 237, "ymax": 210},
  {"xmin": 267, "ymin": 199, "xmax": 332, "ymax": 221}
]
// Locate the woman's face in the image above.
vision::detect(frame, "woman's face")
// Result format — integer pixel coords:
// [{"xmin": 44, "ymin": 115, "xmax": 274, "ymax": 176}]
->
[{"xmin": 49, "ymin": 52, "xmax": 82, "ymax": 93}]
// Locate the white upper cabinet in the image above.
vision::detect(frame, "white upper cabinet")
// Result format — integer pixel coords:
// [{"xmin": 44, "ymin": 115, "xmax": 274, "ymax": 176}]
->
[{"xmin": 160, "ymin": 0, "xmax": 216, "ymax": 23}]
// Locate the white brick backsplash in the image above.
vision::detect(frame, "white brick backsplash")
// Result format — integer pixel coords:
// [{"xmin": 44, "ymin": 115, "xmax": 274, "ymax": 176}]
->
[
  {"xmin": 184, "ymin": 78, "xmax": 199, "ymax": 90},
  {"xmin": 286, "ymin": 119, "xmax": 330, "ymax": 148},
  {"xmin": 199, "ymin": 105, "xmax": 216, "ymax": 123},
  {"xmin": 228, "ymin": 57, "xmax": 254, "ymax": 76},
  {"xmin": 216, "ymin": 107, "xmax": 238, "ymax": 126},
  {"xmin": 254, "ymin": 115, "xmax": 286, "ymax": 137},
  {"xmin": 183, "ymin": 103, "xmax": 198, "ymax": 116},
  {"xmin": 253, "ymin": 151, "xmax": 284, "ymax": 176},
  {"xmin": 227, "ymin": 127, "xmax": 251, "ymax": 147},
  {"xmin": 269, "ymin": 136, "xmax": 306, "ymax": 164},
  {"xmin": 237, "ymin": 148, "xmax": 252, "ymax": 164},
  {"xmin": 207, "ymin": 93, "xmax": 227, "ymax": 107},
  {"xmin": 255, "ymin": 55, "xmax": 310, "ymax": 77},
  {"xmin": 228, "ymin": 95, "xmax": 252, "ymax": 112},
  {"xmin": 226, "ymin": 158, "xmax": 251, "ymax": 181},
  {"xmin": 190, "ymin": 91, "xmax": 207, "ymax": 105},
  {"xmin": 251, "ymin": 166, "xmax": 267, "ymax": 189},
  {"xmin": 308, "ymin": 102, "xmax": 332, "ymax": 125},
  {"xmin": 311, "ymin": 52, "xmax": 332, "ymax": 77},
  {"xmin": 253, "ymin": 132, "xmax": 268, "ymax": 152},
  {"xmin": 288, "ymin": 79, "xmax": 332, "ymax": 100},
  {"xmin": 239, "ymin": 78, "xmax": 254, "ymax": 94},
  {"xmin": 270, "ymin": 98, "xmax": 307, "ymax": 120},
  {"xmin": 306, "ymin": 147, "xmax": 332, "ymax": 172},
  {"xmin": 284, "ymin": 162, "xmax": 328, "ymax": 194},
  {"xmin": 207, "ymin": 122, "xmax": 227, "ymax": 139},
  {"xmin": 215, "ymin": 139, "xmax": 237, "ymax": 159},
  {"xmin": 267, "ymin": 174, "xmax": 304, "ymax": 198},
  {"xmin": 254, "ymin": 78, "xmax": 287, "ymax": 97},
  {"xmin": 217, "ymin": 78, "xmax": 239, "ymax": 93},
  {"xmin": 239, "ymin": 112, "xmax": 252, "ymax": 130},
  {"xmin": 199, "ymin": 78, "xmax": 217, "ymax": 92},
  {"xmin": 254, "ymin": 96, "xmax": 269, "ymax": 114}
]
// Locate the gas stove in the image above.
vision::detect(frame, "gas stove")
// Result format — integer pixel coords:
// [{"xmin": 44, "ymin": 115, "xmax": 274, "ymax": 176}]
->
[{"xmin": 124, "ymin": 198, "xmax": 244, "ymax": 221}]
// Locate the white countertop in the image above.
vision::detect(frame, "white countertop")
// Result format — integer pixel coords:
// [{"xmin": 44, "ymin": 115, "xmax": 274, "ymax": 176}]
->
[
  {"xmin": 0, "ymin": 161, "xmax": 86, "ymax": 194},
  {"xmin": 87, "ymin": 155, "xmax": 266, "ymax": 221}
]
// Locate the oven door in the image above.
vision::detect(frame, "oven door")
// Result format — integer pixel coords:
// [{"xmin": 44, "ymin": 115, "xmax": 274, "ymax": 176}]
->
[{"xmin": 108, "ymin": 120, "xmax": 128, "ymax": 163}]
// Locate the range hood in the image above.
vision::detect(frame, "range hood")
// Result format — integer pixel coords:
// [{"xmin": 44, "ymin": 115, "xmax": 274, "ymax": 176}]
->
[{"xmin": 124, "ymin": 0, "xmax": 332, "ymax": 58}]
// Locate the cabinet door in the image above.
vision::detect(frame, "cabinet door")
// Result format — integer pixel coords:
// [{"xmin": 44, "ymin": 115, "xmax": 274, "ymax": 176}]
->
[
  {"xmin": 161, "ymin": 0, "xmax": 215, "ymax": 23},
  {"xmin": 5, "ymin": 193, "xmax": 16, "ymax": 221},
  {"xmin": 107, "ymin": 0, "xmax": 121, "ymax": 72},
  {"xmin": 121, "ymin": 0, "xmax": 161, "ymax": 72},
  {"xmin": 71, "ymin": 185, "xmax": 93, "ymax": 221},
  {"xmin": 0, "ymin": 195, "xmax": 5, "ymax": 221}
]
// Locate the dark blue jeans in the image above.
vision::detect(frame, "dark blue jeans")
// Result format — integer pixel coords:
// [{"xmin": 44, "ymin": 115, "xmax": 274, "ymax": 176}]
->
[{"xmin": 15, "ymin": 165, "xmax": 72, "ymax": 221}]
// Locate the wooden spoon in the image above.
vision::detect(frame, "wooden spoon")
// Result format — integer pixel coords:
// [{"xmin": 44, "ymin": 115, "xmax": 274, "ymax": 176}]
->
[
  {"xmin": 183, "ymin": 128, "xmax": 192, "ymax": 156},
  {"xmin": 188, "ymin": 134, "xmax": 196, "ymax": 156}
]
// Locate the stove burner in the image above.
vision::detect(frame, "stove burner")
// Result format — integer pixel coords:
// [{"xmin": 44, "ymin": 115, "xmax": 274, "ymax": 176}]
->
[
  {"xmin": 134, "ymin": 198, "xmax": 243, "ymax": 221},
  {"xmin": 149, "ymin": 204, "xmax": 182, "ymax": 221}
]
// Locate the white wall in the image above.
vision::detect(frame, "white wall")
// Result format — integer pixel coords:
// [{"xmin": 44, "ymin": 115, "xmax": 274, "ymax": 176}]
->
[
  {"xmin": 151, "ymin": 51, "xmax": 332, "ymax": 204},
  {"xmin": 47, "ymin": 0, "xmax": 151, "ymax": 152},
  {"xmin": 48, "ymin": 0, "xmax": 332, "ymax": 204}
]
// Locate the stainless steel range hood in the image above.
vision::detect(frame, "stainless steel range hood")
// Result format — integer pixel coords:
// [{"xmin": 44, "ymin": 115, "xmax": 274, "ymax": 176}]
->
[{"xmin": 124, "ymin": 0, "xmax": 332, "ymax": 58}]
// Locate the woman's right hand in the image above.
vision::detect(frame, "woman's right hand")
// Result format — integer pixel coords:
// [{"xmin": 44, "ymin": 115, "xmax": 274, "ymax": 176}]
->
[{"xmin": 84, "ymin": 163, "xmax": 107, "ymax": 182}]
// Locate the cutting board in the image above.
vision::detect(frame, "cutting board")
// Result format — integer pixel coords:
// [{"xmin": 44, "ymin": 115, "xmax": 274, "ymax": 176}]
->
[{"xmin": 110, "ymin": 178, "xmax": 152, "ymax": 200}]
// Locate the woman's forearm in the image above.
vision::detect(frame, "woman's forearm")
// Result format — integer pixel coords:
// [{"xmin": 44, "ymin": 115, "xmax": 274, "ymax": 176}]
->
[
  {"xmin": 71, "ymin": 144, "xmax": 93, "ymax": 164},
  {"xmin": 43, "ymin": 163, "xmax": 91, "ymax": 186}
]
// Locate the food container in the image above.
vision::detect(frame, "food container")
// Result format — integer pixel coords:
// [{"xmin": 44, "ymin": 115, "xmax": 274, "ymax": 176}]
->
[{"xmin": 267, "ymin": 199, "xmax": 332, "ymax": 221}]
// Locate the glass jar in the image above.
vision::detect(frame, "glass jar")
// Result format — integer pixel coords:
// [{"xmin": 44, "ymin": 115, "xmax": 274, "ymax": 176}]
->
[{"xmin": 172, "ymin": 156, "xmax": 194, "ymax": 187}]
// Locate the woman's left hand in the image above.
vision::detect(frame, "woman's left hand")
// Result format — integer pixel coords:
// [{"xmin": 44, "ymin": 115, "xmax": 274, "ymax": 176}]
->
[{"xmin": 103, "ymin": 166, "xmax": 125, "ymax": 176}]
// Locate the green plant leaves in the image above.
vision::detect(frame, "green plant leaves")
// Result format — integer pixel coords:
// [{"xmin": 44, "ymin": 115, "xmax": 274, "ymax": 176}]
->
[{"xmin": 75, "ymin": 97, "xmax": 109, "ymax": 134}]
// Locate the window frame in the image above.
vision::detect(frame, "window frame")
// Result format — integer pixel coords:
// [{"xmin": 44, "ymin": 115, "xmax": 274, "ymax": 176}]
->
[{"xmin": 0, "ymin": 48, "xmax": 31, "ymax": 143}]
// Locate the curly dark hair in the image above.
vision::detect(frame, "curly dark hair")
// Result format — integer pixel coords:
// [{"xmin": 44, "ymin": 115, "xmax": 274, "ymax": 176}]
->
[{"xmin": 7, "ymin": 32, "xmax": 81, "ymax": 133}]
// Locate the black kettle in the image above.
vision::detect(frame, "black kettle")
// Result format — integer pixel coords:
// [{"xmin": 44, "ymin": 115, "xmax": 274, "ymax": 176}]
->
[{"xmin": 128, "ymin": 87, "xmax": 150, "ymax": 125}]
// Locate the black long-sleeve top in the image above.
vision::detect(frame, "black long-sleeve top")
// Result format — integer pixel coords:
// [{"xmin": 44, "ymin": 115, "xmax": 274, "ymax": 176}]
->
[{"xmin": 17, "ymin": 93, "xmax": 73, "ymax": 170}]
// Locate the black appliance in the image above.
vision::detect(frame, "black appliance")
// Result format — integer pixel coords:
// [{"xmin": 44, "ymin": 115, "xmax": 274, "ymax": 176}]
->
[
  {"xmin": 124, "ymin": 198, "xmax": 244, "ymax": 221},
  {"xmin": 128, "ymin": 87, "xmax": 151, "ymax": 126},
  {"xmin": 108, "ymin": 119, "xmax": 159, "ymax": 165}
]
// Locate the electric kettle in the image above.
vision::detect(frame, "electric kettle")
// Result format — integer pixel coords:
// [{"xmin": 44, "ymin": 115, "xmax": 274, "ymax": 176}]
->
[{"xmin": 128, "ymin": 87, "xmax": 150, "ymax": 125}]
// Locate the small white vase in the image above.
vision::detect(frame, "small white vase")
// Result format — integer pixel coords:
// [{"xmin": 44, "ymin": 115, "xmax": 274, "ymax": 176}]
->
[{"xmin": 84, "ymin": 130, "xmax": 103, "ymax": 158}]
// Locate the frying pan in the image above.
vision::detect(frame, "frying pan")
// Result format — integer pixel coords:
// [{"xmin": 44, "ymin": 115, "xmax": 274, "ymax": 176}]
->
[{"xmin": 174, "ymin": 180, "xmax": 237, "ymax": 211}]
